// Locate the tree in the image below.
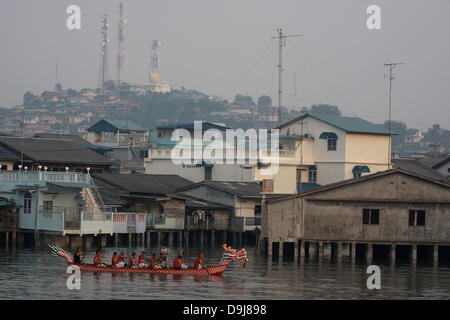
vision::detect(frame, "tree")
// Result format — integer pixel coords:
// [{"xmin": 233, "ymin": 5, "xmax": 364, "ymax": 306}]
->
[
  {"xmin": 382, "ymin": 120, "xmax": 408, "ymax": 147},
  {"xmin": 257, "ymin": 95, "xmax": 272, "ymax": 108},
  {"xmin": 67, "ymin": 88, "xmax": 77, "ymax": 96},
  {"xmin": 305, "ymin": 104, "xmax": 342, "ymax": 116},
  {"xmin": 232, "ymin": 94, "xmax": 255, "ymax": 107},
  {"xmin": 55, "ymin": 83, "xmax": 63, "ymax": 91}
]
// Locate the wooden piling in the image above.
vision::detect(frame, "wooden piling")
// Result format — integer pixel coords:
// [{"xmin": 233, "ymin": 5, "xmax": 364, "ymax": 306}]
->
[
  {"xmin": 268, "ymin": 240, "xmax": 273, "ymax": 256},
  {"xmin": 300, "ymin": 240, "xmax": 305, "ymax": 258},
  {"xmin": 337, "ymin": 241, "xmax": 343, "ymax": 259},
  {"xmin": 411, "ymin": 244, "xmax": 417, "ymax": 264},
  {"xmin": 390, "ymin": 244, "xmax": 396, "ymax": 265}
]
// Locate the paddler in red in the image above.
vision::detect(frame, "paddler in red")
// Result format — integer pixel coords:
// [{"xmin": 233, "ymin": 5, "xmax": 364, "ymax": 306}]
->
[
  {"xmin": 129, "ymin": 252, "xmax": 137, "ymax": 268},
  {"xmin": 194, "ymin": 253, "xmax": 206, "ymax": 269},
  {"xmin": 138, "ymin": 251, "xmax": 148, "ymax": 268},
  {"xmin": 94, "ymin": 250, "xmax": 105, "ymax": 267},
  {"xmin": 111, "ymin": 252, "xmax": 119, "ymax": 266},
  {"xmin": 173, "ymin": 255, "xmax": 182, "ymax": 269},
  {"xmin": 117, "ymin": 252, "xmax": 127, "ymax": 267},
  {"xmin": 149, "ymin": 253, "xmax": 157, "ymax": 269}
]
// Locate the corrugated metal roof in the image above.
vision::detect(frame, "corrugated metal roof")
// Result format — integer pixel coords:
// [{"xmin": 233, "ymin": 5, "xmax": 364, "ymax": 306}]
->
[
  {"xmin": 277, "ymin": 113, "xmax": 393, "ymax": 135},
  {"xmin": 393, "ymin": 159, "xmax": 448, "ymax": 181},
  {"xmin": 92, "ymin": 173, "xmax": 194, "ymax": 196},
  {"xmin": 0, "ymin": 145, "xmax": 19, "ymax": 160},
  {"xmin": 156, "ymin": 122, "xmax": 229, "ymax": 131},
  {"xmin": 0, "ymin": 136, "xmax": 114, "ymax": 165}
]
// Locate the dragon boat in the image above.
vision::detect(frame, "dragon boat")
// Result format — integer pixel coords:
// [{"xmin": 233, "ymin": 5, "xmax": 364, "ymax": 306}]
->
[{"xmin": 49, "ymin": 244, "xmax": 248, "ymax": 276}]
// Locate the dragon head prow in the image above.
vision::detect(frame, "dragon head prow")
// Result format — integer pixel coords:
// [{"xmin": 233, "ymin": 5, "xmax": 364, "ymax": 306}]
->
[{"xmin": 48, "ymin": 243, "xmax": 73, "ymax": 264}]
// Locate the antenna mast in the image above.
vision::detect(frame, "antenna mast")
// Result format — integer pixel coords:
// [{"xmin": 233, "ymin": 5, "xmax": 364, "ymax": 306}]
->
[
  {"xmin": 116, "ymin": 3, "xmax": 127, "ymax": 89},
  {"xmin": 98, "ymin": 15, "xmax": 110, "ymax": 91},
  {"xmin": 272, "ymin": 28, "xmax": 301, "ymax": 125},
  {"xmin": 384, "ymin": 62, "xmax": 405, "ymax": 168}
]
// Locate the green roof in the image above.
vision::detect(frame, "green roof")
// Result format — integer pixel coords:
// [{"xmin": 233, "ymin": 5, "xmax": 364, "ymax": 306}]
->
[
  {"xmin": 277, "ymin": 113, "xmax": 394, "ymax": 136},
  {"xmin": 87, "ymin": 119, "xmax": 146, "ymax": 133}
]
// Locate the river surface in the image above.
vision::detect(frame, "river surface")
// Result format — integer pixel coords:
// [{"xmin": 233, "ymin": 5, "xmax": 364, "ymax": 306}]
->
[{"xmin": 0, "ymin": 245, "xmax": 449, "ymax": 300}]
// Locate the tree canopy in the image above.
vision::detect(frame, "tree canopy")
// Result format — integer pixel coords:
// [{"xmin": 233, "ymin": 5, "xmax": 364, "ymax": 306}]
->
[
  {"xmin": 232, "ymin": 94, "xmax": 255, "ymax": 107},
  {"xmin": 257, "ymin": 95, "xmax": 272, "ymax": 108},
  {"xmin": 301, "ymin": 104, "xmax": 342, "ymax": 116}
]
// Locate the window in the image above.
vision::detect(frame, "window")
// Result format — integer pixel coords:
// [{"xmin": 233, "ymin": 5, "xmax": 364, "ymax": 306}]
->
[
  {"xmin": 308, "ymin": 166, "xmax": 317, "ymax": 183},
  {"xmin": 353, "ymin": 166, "xmax": 370, "ymax": 178},
  {"xmin": 409, "ymin": 210, "xmax": 425, "ymax": 226},
  {"xmin": 327, "ymin": 138, "xmax": 337, "ymax": 151},
  {"xmin": 43, "ymin": 201, "xmax": 53, "ymax": 212},
  {"xmin": 262, "ymin": 179, "xmax": 274, "ymax": 193},
  {"xmin": 363, "ymin": 209, "xmax": 379, "ymax": 225},
  {"xmin": 1, "ymin": 165, "xmax": 7, "ymax": 170},
  {"xmin": 319, "ymin": 132, "xmax": 338, "ymax": 151},
  {"xmin": 24, "ymin": 192, "xmax": 32, "ymax": 214}
]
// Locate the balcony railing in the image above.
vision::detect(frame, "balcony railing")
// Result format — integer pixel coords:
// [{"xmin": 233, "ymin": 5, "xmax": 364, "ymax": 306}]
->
[
  {"xmin": 244, "ymin": 217, "xmax": 261, "ymax": 231},
  {"xmin": 0, "ymin": 171, "xmax": 90, "ymax": 185},
  {"xmin": 113, "ymin": 212, "xmax": 147, "ymax": 233},
  {"xmin": 30, "ymin": 206, "xmax": 113, "ymax": 234}
]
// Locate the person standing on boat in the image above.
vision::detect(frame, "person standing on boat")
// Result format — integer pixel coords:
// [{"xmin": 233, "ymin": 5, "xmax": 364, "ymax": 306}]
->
[
  {"xmin": 73, "ymin": 248, "xmax": 85, "ymax": 264},
  {"xmin": 194, "ymin": 253, "xmax": 207, "ymax": 269},
  {"xmin": 160, "ymin": 245, "xmax": 169, "ymax": 268},
  {"xmin": 138, "ymin": 251, "xmax": 148, "ymax": 268},
  {"xmin": 94, "ymin": 250, "xmax": 105, "ymax": 267},
  {"xmin": 129, "ymin": 252, "xmax": 137, "ymax": 268}
]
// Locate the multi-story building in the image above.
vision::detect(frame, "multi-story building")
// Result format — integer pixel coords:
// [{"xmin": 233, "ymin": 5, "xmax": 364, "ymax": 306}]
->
[
  {"xmin": 254, "ymin": 112, "xmax": 392, "ymax": 194},
  {"xmin": 145, "ymin": 122, "xmax": 255, "ymax": 182}
]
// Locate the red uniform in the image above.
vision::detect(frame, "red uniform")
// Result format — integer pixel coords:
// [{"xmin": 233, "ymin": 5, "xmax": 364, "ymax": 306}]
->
[
  {"xmin": 194, "ymin": 257, "xmax": 204, "ymax": 269},
  {"xmin": 129, "ymin": 256, "xmax": 136, "ymax": 267},
  {"xmin": 94, "ymin": 255, "xmax": 101, "ymax": 267},
  {"xmin": 138, "ymin": 255, "xmax": 145, "ymax": 265},
  {"xmin": 173, "ymin": 257, "xmax": 182, "ymax": 269}
]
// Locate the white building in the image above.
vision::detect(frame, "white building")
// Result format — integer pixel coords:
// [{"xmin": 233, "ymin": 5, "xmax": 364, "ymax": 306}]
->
[{"xmin": 145, "ymin": 122, "xmax": 255, "ymax": 182}]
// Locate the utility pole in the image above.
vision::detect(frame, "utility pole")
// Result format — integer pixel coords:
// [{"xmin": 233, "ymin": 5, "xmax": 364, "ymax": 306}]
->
[
  {"xmin": 384, "ymin": 62, "xmax": 405, "ymax": 168},
  {"xmin": 99, "ymin": 15, "xmax": 110, "ymax": 91},
  {"xmin": 272, "ymin": 28, "xmax": 301, "ymax": 125},
  {"xmin": 20, "ymin": 108, "xmax": 25, "ymax": 168},
  {"xmin": 116, "ymin": 2, "xmax": 127, "ymax": 89}
]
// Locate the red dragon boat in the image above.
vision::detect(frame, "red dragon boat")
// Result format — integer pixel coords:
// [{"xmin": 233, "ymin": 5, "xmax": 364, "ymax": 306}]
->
[{"xmin": 49, "ymin": 244, "xmax": 248, "ymax": 276}]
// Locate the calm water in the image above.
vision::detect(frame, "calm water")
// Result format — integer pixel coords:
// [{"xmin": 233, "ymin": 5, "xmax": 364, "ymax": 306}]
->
[{"xmin": 0, "ymin": 245, "xmax": 449, "ymax": 300}]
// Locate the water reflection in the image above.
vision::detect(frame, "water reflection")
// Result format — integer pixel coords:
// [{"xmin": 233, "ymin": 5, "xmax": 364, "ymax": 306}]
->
[{"xmin": 0, "ymin": 245, "xmax": 449, "ymax": 299}]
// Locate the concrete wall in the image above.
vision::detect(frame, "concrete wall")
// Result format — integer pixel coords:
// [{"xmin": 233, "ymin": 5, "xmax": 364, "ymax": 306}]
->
[
  {"xmin": 264, "ymin": 171, "xmax": 450, "ymax": 243},
  {"xmin": 345, "ymin": 133, "xmax": 390, "ymax": 167}
]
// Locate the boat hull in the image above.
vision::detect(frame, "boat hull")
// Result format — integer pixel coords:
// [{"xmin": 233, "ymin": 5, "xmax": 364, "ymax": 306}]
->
[{"xmin": 69, "ymin": 260, "xmax": 229, "ymax": 275}]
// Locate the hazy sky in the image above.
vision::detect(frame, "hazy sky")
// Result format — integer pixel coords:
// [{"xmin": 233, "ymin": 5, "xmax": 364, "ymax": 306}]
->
[{"xmin": 1, "ymin": 0, "xmax": 449, "ymax": 129}]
